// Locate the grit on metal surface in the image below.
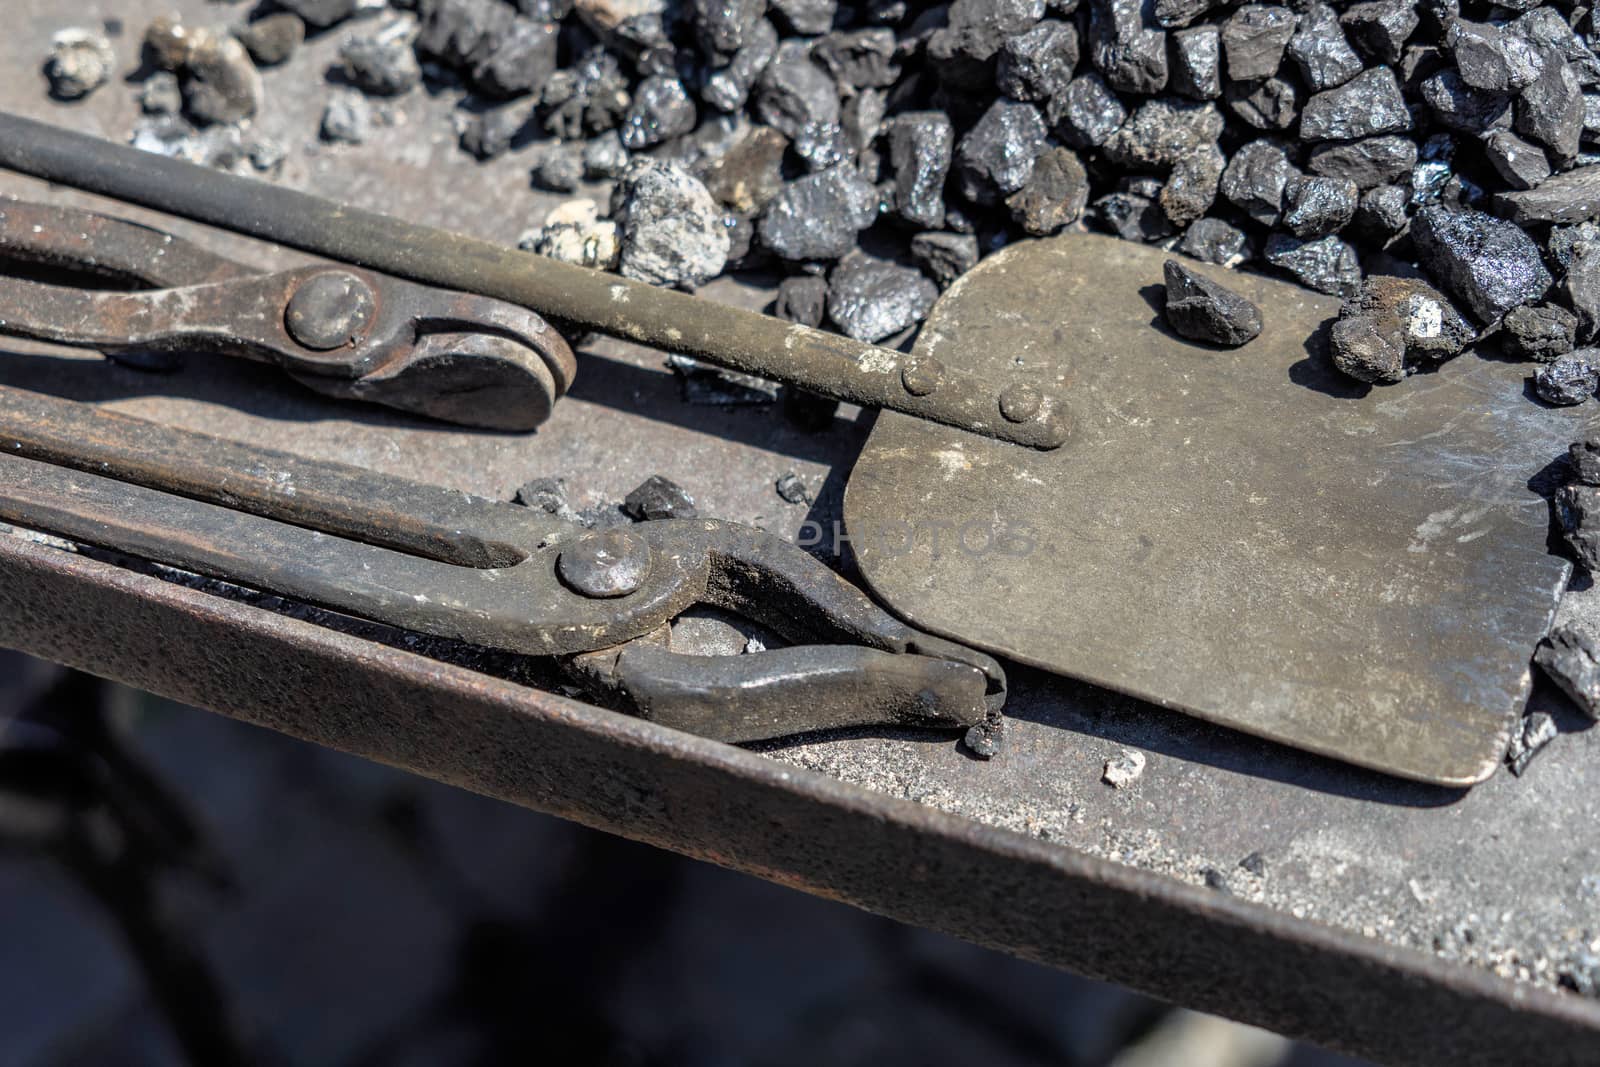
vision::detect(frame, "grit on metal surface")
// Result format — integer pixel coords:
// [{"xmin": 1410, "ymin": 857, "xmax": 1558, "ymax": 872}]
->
[{"xmin": 0, "ymin": 0, "xmax": 1597, "ymax": 1041}]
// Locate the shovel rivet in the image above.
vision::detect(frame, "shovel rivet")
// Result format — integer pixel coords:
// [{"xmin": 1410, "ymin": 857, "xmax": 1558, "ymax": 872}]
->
[
  {"xmin": 901, "ymin": 359, "xmax": 944, "ymax": 397},
  {"xmin": 998, "ymin": 383, "xmax": 1042, "ymax": 423}
]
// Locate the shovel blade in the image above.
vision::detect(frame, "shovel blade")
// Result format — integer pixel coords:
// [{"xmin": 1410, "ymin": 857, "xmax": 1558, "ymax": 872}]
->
[{"xmin": 845, "ymin": 234, "xmax": 1579, "ymax": 786}]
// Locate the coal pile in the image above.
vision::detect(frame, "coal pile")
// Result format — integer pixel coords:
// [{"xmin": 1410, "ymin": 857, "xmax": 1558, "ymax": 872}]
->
[{"xmin": 44, "ymin": 0, "xmax": 1600, "ymax": 403}]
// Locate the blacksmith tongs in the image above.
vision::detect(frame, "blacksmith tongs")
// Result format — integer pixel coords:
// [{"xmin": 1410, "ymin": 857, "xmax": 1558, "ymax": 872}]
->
[
  {"xmin": 0, "ymin": 387, "xmax": 1006, "ymax": 750},
  {"xmin": 0, "ymin": 199, "xmax": 575, "ymax": 429}
]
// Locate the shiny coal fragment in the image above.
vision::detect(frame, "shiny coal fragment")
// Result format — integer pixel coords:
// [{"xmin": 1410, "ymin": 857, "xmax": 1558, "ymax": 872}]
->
[
  {"xmin": 792, "ymin": 121, "xmax": 850, "ymax": 172},
  {"xmin": 1160, "ymin": 143, "xmax": 1226, "ymax": 225},
  {"xmin": 1409, "ymin": 205, "xmax": 1552, "ymax": 324},
  {"xmin": 1281, "ymin": 174, "xmax": 1358, "ymax": 238},
  {"xmin": 620, "ymin": 75, "xmax": 697, "ymax": 148},
  {"xmin": 1224, "ymin": 75, "xmax": 1298, "ymax": 131},
  {"xmin": 320, "ymin": 89, "xmax": 372, "ymax": 144},
  {"xmin": 886, "ymin": 112, "xmax": 953, "ymax": 228},
  {"xmin": 997, "ymin": 20, "xmax": 1080, "ymax": 102},
  {"xmin": 774, "ymin": 275, "xmax": 828, "ymax": 326},
  {"xmin": 1286, "ymin": 3, "xmax": 1362, "ymax": 91},
  {"xmin": 1350, "ymin": 274, "xmax": 1475, "ymax": 364},
  {"xmin": 1094, "ymin": 179, "xmax": 1178, "ymax": 241},
  {"xmin": 514, "ymin": 476, "xmax": 582, "ymax": 522},
  {"xmin": 754, "ymin": 40, "xmax": 839, "ymax": 138},
  {"xmin": 611, "ymin": 159, "xmax": 730, "ymax": 288},
  {"xmin": 1505, "ymin": 710, "xmax": 1557, "ymax": 776},
  {"xmin": 1515, "ymin": 51, "xmax": 1584, "ymax": 163},
  {"xmin": 1497, "ymin": 163, "xmax": 1600, "ymax": 225},
  {"xmin": 1571, "ymin": 437, "xmax": 1600, "ymax": 485},
  {"xmin": 1568, "ymin": 243, "xmax": 1600, "ymax": 343},
  {"xmin": 1301, "ymin": 68, "xmax": 1412, "ymax": 141},
  {"xmin": 757, "ymin": 164, "xmax": 879, "ymax": 261},
  {"xmin": 1447, "ymin": 19, "xmax": 1543, "ymax": 93},
  {"xmin": 1178, "ymin": 217, "xmax": 1248, "ymax": 264},
  {"xmin": 1501, "ymin": 304, "xmax": 1577, "ymax": 362},
  {"xmin": 1089, "ymin": 0, "xmax": 1169, "ymax": 94},
  {"xmin": 1556, "ymin": 480, "xmax": 1600, "ymax": 569},
  {"xmin": 1331, "ymin": 314, "xmax": 1405, "ymax": 382},
  {"xmin": 702, "ymin": 17, "xmax": 778, "ymax": 112},
  {"xmin": 1419, "ymin": 69, "xmax": 1513, "ymax": 135},
  {"xmin": 1221, "ymin": 138, "xmax": 1296, "ymax": 226},
  {"xmin": 927, "ymin": 0, "xmax": 1046, "ymax": 90},
  {"xmin": 1307, "ymin": 136, "xmax": 1417, "ymax": 189},
  {"xmin": 460, "ymin": 105, "xmax": 528, "ymax": 160},
  {"xmin": 623, "ymin": 475, "xmax": 699, "ymax": 521},
  {"xmin": 1102, "ymin": 97, "xmax": 1224, "ymax": 171},
  {"xmin": 1264, "ymin": 233, "xmax": 1361, "ymax": 296},
  {"xmin": 910, "ymin": 231, "xmax": 980, "ymax": 287},
  {"xmin": 813, "ymin": 28, "xmax": 900, "ymax": 90},
  {"xmin": 341, "ymin": 18, "xmax": 424, "ymax": 97},
  {"xmin": 1340, "ymin": 0, "xmax": 1418, "ymax": 65},
  {"xmin": 1162, "ymin": 259, "xmax": 1262, "ymax": 345},
  {"xmin": 1353, "ymin": 183, "xmax": 1410, "ymax": 244},
  {"xmin": 826, "ymin": 252, "xmax": 938, "ymax": 342},
  {"xmin": 1220, "ymin": 4, "xmax": 1296, "ymax": 82},
  {"xmin": 1006, "ymin": 146, "xmax": 1090, "ymax": 234},
  {"xmin": 1534, "ymin": 350, "xmax": 1599, "ymax": 405},
  {"xmin": 1482, "ymin": 129, "xmax": 1551, "ymax": 192},
  {"xmin": 692, "ymin": 0, "xmax": 766, "ymax": 57},
  {"xmin": 1154, "ymin": 0, "xmax": 1222, "ymax": 29},
  {"xmin": 1052, "ymin": 71, "xmax": 1128, "ymax": 148},
  {"xmin": 1170, "ymin": 25, "xmax": 1221, "ymax": 99},
  {"xmin": 955, "ymin": 99, "xmax": 1048, "ymax": 203},
  {"xmin": 770, "ymin": 0, "xmax": 836, "ymax": 34},
  {"xmin": 1548, "ymin": 222, "xmax": 1600, "ymax": 271}
]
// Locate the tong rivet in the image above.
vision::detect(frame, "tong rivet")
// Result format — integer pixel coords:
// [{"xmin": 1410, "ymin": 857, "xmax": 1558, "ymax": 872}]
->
[
  {"xmin": 285, "ymin": 270, "xmax": 376, "ymax": 351},
  {"xmin": 901, "ymin": 359, "xmax": 944, "ymax": 397},
  {"xmin": 557, "ymin": 529, "xmax": 653, "ymax": 599},
  {"xmin": 998, "ymin": 383, "xmax": 1043, "ymax": 424}
]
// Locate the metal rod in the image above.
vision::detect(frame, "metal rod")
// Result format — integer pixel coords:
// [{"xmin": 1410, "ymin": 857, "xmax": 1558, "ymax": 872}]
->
[{"xmin": 0, "ymin": 113, "xmax": 1068, "ymax": 450}]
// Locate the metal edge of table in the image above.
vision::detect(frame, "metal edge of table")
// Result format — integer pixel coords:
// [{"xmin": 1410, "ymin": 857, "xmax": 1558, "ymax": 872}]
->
[{"xmin": 1, "ymin": 531, "xmax": 1597, "ymax": 1066}]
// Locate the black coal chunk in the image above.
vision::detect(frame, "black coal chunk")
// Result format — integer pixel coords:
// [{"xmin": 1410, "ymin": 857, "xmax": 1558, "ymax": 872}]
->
[
  {"xmin": 775, "ymin": 274, "xmax": 829, "ymax": 326},
  {"xmin": 1171, "ymin": 26, "xmax": 1221, "ymax": 99},
  {"xmin": 1557, "ymin": 481, "xmax": 1600, "ymax": 570},
  {"xmin": 1287, "ymin": 2, "xmax": 1362, "ymax": 91},
  {"xmin": 1409, "ymin": 204, "xmax": 1552, "ymax": 324},
  {"xmin": 1340, "ymin": 0, "xmax": 1418, "ymax": 66},
  {"xmin": 234, "ymin": 13, "xmax": 304, "ymax": 67},
  {"xmin": 1565, "ymin": 243, "xmax": 1600, "ymax": 344},
  {"xmin": 417, "ymin": 0, "xmax": 512, "ymax": 83},
  {"xmin": 539, "ymin": 47, "xmax": 631, "ymax": 139},
  {"xmin": 1155, "ymin": 0, "xmax": 1222, "ymax": 29},
  {"xmin": 620, "ymin": 75, "xmax": 697, "ymax": 149},
  {"xmin": 1480, "ymin": 129, "xmax": 1550, "ymax": 191},
  {"xmin": 754, "ymin": 40, "xmax": 840, "ymax": 139},
  {"xmin": 1300, "ymin": 68, "xmax": 1412, "ymax": 141},
  {"xmin": 1282, "ymin": 173, "xmax": 1358, "ymax": 237},
  {"xmin": 1163, "ymin": 258, "xmax": 1263, "ymax": 345},
  {"xmin": 1224, "ymin": 76, "xmax": 1299, "ymax": 131},
  {"xmin": 1535, "ymin": 626, "xmax": 1600, "ymax": 722},
  {"xmin": 460, "ymin": 105, "xmax": 528, "ymax": 159},
  {"xmin": 1501, "ymin": 304, "xmax": 1576, "ymax": 361},
  {"xmin": 692, "ymin": 0, "xmax": 765, "ymax": 57},
  {"xmin": 340, "ymin": 21, "xmax": 424, "ymax": 96},
  {"xmin": 1161, "ymin": 144, "xmax": 1226, "ymax": 225},
  {"xmin": 1089, "ymin": 0, "xmax": 1169, "ymax": 94},
  {"xmin": 793, "ymin": 121, "xmax": 850, "ymax": 171},
  {"xmin": 1220, "ymin": 5, "xmax": 1297, "ymax": 82},
  {"xmin": 530, "ymin": 144, "xmax": 583, "ymax": 191},
  {"xmin": 1053, "ymin": 72, "xmax": 1128, "ymax": 148},
  {"xmin": 1335, "ymin": 274, "xmax": 1475, "ymax": 382},
  {"xmin": 997, "ymin": 19, "xmax": 1080, "ymax": 103},
  {"xmin": 911, "ymin": 231, "xmax": 981, "ymax": 287},
  {"xmin": 826, "ymin": 252, "xmax": 939, "ymax": 342},
  {"xmin": 775, "ymin": 472, "xmax": 812, "ymax": 504},
  {"xmin": 757, "ymin": 165, "xmax": 879, "ymax": 261},
  {"xmin": 473, "ymin": 17, "xmax": 559, "ymax": 98},
  {"xmin": 1498, "ymin": 163, "xmax": 1600, "ymax": 225},
  {"xmin": 1178, "ymin": 217, "xmax": 1248, "ymax": 264},
  {"xmin": 955, "ymin": 99, "xmax": 1048, "ymax": 203},
  {"xmin": 771, "ymin": 0, "xmax": 836, "ymax": 34},
  {"xmin": 1572, "ymin": 437, "xmax": 1600, "ymax": 485},
  {"xmin": 1094, "ymin": 179, "xmax": 1178, "ymax": 241},
  {"xmin": 1331, "ymin": 315, "xmax": 1405, "ymax": 382},
  {"xmin": 1353, "ymin": 183, "xmax": 1410, "ymax": 244},
  {"xmin": 702, "ymin": 18, "xmax": 778, "ymax": 112},
  {"xmin": 1221, "ymin": 138, "xmax": 1296, "ymax": 226},
  {"xmin": 700, "ymin": 126, "xmax": 788, "ymax": 216},
  {"xmin": 929, "ymin": 0, "xmax": 1047, "ymax": 90},
  {"xmin": 623, "ymin": 475, "xmax": 699, "ymax": 521},
  {"xmin": 1307, "ymin": 136, "xmax": 1417, "ymax": 189},
  {"xmin": 1264, "ymin": 233, "xmax": 1362, "ymax": 296},
  {"xmin": 1534, "ymin": 350, "xmax": 1598, "ymax": 405},
  {"xmin": 1007, "ymin": 146, "xmax": 1090, "ymax": 234},
  {"xmin": 1103, "ymin": 97, "xmax": 1224, "ymax": 171},
  {"xmin": 1505, "ymin": 711, "xmax": 1557, "ymax": 776},
  {"xmin": 1419, "ymin": 69, "xmax": 1513, "ymax": 135},
  {"xmin": 887, "ymin": 112, "xmax": 953, "ymax": 228},
  {"xmin": 278, "ymin": 0, "xmax": 359, "ymax": 30},
  {"xmin": 813, "ymin": 28, "xmax": 900, "ymax": 91},
  {"xmin": 1516, "ymin": 51, "xmax": 1584, "ymax": 163}
]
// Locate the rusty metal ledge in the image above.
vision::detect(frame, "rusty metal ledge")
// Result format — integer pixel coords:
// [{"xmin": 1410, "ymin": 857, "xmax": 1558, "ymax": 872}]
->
[{"xmin": 1, "ymin": 532, "xmax": 1597, "ymax": 1066}]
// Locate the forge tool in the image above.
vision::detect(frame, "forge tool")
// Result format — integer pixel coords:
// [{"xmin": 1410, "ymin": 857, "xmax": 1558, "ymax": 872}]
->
[
  {"xmin": 0, "ymin": 113, "xmax": 1580, "ymax": 784},
  {"xmin": 0, "ymin": 386, "xmax": 1003, "ymax": 744}
]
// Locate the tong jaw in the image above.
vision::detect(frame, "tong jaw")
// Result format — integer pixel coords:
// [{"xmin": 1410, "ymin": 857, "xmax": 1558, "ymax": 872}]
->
[{"xmin": 0, "ymin": 199, "xmax": 575, "ymax": 430}]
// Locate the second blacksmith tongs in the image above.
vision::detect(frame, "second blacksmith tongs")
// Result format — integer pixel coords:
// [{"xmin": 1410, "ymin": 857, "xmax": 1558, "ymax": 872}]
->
[
  {"xmin": 0, "ymin": 199, "xmax": 576, "ymax": 430},
  {"xmin": 0, "ymin": 387, "xmax": 1005, "ymax": 750}
]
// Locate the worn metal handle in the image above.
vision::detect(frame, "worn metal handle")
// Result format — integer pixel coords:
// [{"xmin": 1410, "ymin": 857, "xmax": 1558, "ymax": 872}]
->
[{"xmin": 0, "ymin": 113, "xmax": 1069, "ymax": 450}]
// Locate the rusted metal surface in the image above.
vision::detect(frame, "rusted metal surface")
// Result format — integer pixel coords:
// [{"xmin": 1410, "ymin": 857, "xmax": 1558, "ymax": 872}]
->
[
  {"xmin": 848, "ymin": 234, "xmax": 1580, "ymax": 787},
  {"xmin": 0, "ymin": 533, "xmax": 1596, "ymax": 1066},
  {"xmin": 0, "ymin": 113, "xmax": 1068, "ymax": 451},
  {"xmin": 0, "ymin": 198, "xmax": 575, "ymax": 429},
  {"xmin": 0, "ymin": 386, "xmax": 999, "ymax": 741}
]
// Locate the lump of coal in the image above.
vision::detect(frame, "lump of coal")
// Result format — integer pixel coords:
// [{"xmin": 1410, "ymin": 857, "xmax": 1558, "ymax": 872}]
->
[
  {"xmin": 693, "ymin": 0, "xmax": 766, "ymax": 57},
  {"xmin": 1163, "ymin": 258, "xmax": 1263, "ymax": 345},
  {"xmin": 513, "ymin": 476, "xmax": 576, "ymax": 518},
  {"xmin": 1103, "ymin": 97, "xmax": 1224, "ymax": 172},
  {"xmin": 1409, "ymin": 205, "xmax": 1552, "ymax": 325},
  {"xmin": 1264, "ymin": 233, "xmax": 1361, "ymax": 297},
  {"xmin": 1225, "ymin": 75, "xmax": 1299, "ymax": 131},
  {"xmin": 1006, "ymin": 146, "xmax": 1089, "ymax": 235},
  {"xmin": 754, "ymin": 40, "xmax": 839, "ymax": 139},
  {"xmin": 1571, "ymin": 437, "xmax": 1600, "ymax": 485},
  {"xmin": 928, "ymin": 0, "xmax": 1047, "ymax": 91},
  {"xmin": 771, "ymin": 0, "xmax": 836, "ymax": 34},
  {"xmin": 611, "ymin": 159, "xmax": 730, "ymax": 288},
  {"xmin": 1221, "ymin": 138, "xmax": 1295, "ymax": 226},
  {"xmin": 1516, "ymin": 50, "xmax": 1583, "ymax": 163},
  {"xmin": 1089, "ymin": 0, "xmax": 1168, "ymax": 95},
  {"xmin": 1419, "ymin": 69, "xmax": 1512, "ymax": 135},
  {"xmin": 1340, "ymin": 274, "xmax": 1475, "ymax": 376},
  {"xmin": 1480, "ymin": 129, "xmax": 1550, "ymax": 192},
  {"xmin": 1300, "ymin": 68, "xmax": 1412, "ymax": 141},
  {"xmin": 1160, "ymin": 143, "xmax": 1226, "ymax": 225},
  {"xmin": 531, "ymin": 144, "xmax": 584, "ymax": 191},
  {"xmin": 1281, "ymin": 174, "xmax": 1358, "ymax": 238},
  {"xmin": 1170, "ymin": 25, "xmax": 1221, "ymax": 99},
  {"xmin": 1178, "ymin": 217, "xmax": 1248, "ymax": 264},
  {"xmin": 1534, "ymin": 350, "xmax": 1598, "ymax": 405},
  {"xmin": 700, "ymin": 126, "xmax": 788, "ymax": 216},
  {"xmin": 813, "ymin": 28, "xmax": 900, "ymax": 90},
  {"xmin": 623, "ymin": 475, "xmax": 699, "ymax": 521},
  {"xmin": 758, "ymin": 165, "xmax": 878, "ymax": 261},
  {"xmin": 826, "ymin": 252, "xmax": 938, "ymax": 343},
  {"xmin": 1354, "ymin": 183, "xmax": 1410, "ymax": 244},
  {"xmin": 321, "ymin": 89, "xmax": 372, "ymax": 144},
  {"xmin": 887, "ymin": 112, "xmax": 953, "ymax": 228},
  {"xmin": 1331, "ymin": 315, "xmax": 1406, "ymax": 382},
  {"xmin": 1287, "ymin": 2, "xmax": 1362, "ymax": 91},
  {"xmin": 461, "ymin": 105, "xmax": 529, "ymax": 160},
  {"xmin": 277, "ymin": 0, "xmax": 360, "ymax": 30},
  {"xmin": 1506, "ymin": 710, "xmax": 1557, "ymax": 776},
  {"xmin": 1220, "ymin": 5, "xmax": 1296, "ymax": 82},
  {"xmin": 583, "ymin": 131, "xmax": 630, "ymax": 179},
  {"xmin": 1340, "ymin": 0, "xmax": 1418, "ymax": 66},
  {"xmin": 1556, "ymin": 481, "xmax": 1600, "ymax": 569},
  {"xmin": 46, "ymin": 29, "xmax": 116, "ymax": 101},
  {"xmin": 775, "ymin": 274, "xmax": 828, "ymax": 326},
  {"xmin": 795, "ymin": 119, "xmax": 851, "ymax": 173},
  {"xmin": 1447, "ymin": 19, "xmax": 1542, "ymax": 93},
  {"xmin": 526, "ymin": 199, "xmax": 621, "ymax": 270},
  {"xmin": 775, "ymin": 472, "xmax": 812, "ymax": 504},
  {"xmin": 1307, "ymin": 136, "xmax": 1417, "ymax": 189},
  {"xmin": 340, "ymin": 18, "xmax": 423, "ymax": 96},
  {"xmin": 997, "ymin": 20, "xmax": 1079, "ymax": 102},
  {"xmin": 234, "ymin": 14, "xmax": 305, "ymax": 67},
  {"xmin": 702, "ymin": 18, "xmax": 778, "ymax": 112},
  {"xmin": 620, "ymin": 75, "xmax": 697, "ymax": 148},
  {"xmin": 1565, "ymin": 243, "xmax": 1600, "ymax": 344},
  {"xmin": 1497, "ymin": 164, "xmax": 1600, "ymax": 225},
  {"xmin": 910, "ymin": 231, "xmax": 980, "ymax": 288},
  {"xmin": 955, "ymin": 99, "xmax": 1048, "ymax": 204},
  {"xmin": 1501, "ymin": 304, "xmax": 1576, "ymax": 361},
  {"xmin": 1094, "ymin": 179, "xmax": 1177, "ymax": 242},
  {"xmin": 1053, "ymin": 72, "xmax": 1128, "ymax": 149}
]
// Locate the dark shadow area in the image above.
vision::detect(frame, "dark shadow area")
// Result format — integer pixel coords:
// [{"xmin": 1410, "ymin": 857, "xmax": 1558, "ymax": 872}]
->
[{"xmin": 1288, "ymin": 319, "xmax": 1372, "ymax": 400}]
